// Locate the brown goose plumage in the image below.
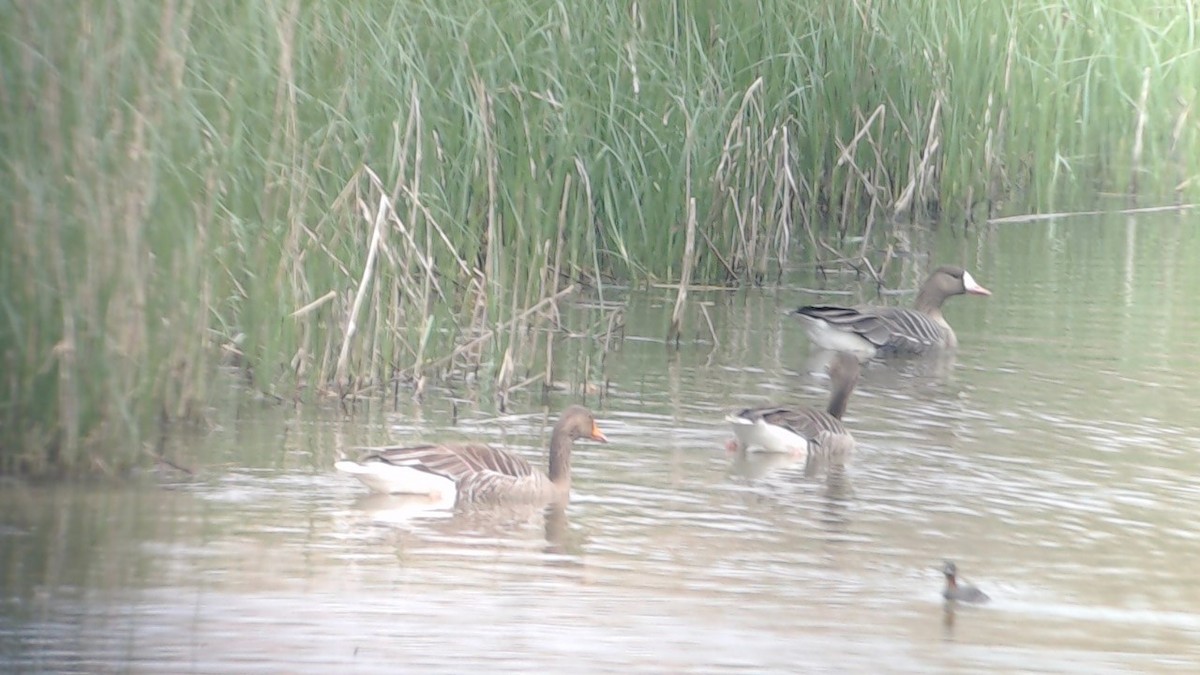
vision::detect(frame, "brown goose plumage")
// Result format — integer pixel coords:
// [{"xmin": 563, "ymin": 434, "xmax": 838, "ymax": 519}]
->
[
  {"xmin": 335, "ymin": 405, "xmax": 607, "ymax": 505},
  {"xmin": 726, "ymin": 351, "xmax": 861, "ymax": 455},
  {"xmin": 793, "ymin": 266, "xmax": 991, "ymax": 357}
]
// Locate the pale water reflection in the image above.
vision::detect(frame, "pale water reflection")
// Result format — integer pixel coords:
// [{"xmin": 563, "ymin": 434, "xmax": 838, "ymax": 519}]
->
[{"xmin": 3, "ymin": 217, "xmax": 1200, "ymax": 672}]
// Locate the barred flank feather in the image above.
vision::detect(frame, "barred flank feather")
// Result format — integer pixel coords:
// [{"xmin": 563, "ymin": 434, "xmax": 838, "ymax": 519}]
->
[
  {"xmin": 363, "ymin": 443, "xmax": 548, "ymax": 503},
  {"xmin": 733, "ymin": 406, "xmax": 847, "ymax": 440},
  {"xmin": 727, "ymin": 352, "xmax": 860, "ymax": 456},
  {"xmin": 793, "ymin": 266, "xmax": 990, "ymax": 357},
  {"xmin": 336, "ymin": 406, "xmax": 607, "ymax": 505}
]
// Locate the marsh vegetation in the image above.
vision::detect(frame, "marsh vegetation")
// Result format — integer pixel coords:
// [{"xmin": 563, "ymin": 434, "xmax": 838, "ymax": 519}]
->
[{"xmin": 2, "ymin": 0, "xmax": 1197, "ymax": 473}]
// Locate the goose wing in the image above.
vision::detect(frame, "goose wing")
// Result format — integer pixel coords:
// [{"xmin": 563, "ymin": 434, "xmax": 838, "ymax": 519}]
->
[
  {"xmin": 366, "ymin": 443, "xmax": 538, "ymax": 483},
  {"xmin": 796, "ymin": 305, "xmax": 946, "ymax": 354},
  {"xmin": 864, "ymin": 306, "xmax": 947, "ymax": 353},
  {"xmin": 794, "ymin": 305, "xmax": 896, "ymax": 349},
  {"xmin": 733, "ymin": 405, "xmax": 846, "ymax": 441}
]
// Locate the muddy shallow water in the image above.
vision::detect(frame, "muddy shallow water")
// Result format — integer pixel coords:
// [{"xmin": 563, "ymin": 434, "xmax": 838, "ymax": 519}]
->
[{"xmin": 3, "ymin": 217, "xmax": 1200, "ymax": 673}]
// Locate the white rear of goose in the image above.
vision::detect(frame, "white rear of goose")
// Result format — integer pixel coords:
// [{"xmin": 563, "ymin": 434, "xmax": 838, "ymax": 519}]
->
[
  {"xmin": 793, "ymin": 266, "xmax": 991, "ymax": 356},
  {"xmin": 726, "ymin": 351, "xmax": 861, "ymax": 456},
  {"xmin": 336, "ymin": 405, "xmax": 608, "ymax": 506},
  {"xmin": 726, "ymin": 410, "xmax": 836, "ymax": 455},
  {"xmin": 790, "ymin": 309, "xmax": 883, "ymax": 358},
  {"xmin": 334, "ymin": 457, "xmax": 456, "ymax": 498}
]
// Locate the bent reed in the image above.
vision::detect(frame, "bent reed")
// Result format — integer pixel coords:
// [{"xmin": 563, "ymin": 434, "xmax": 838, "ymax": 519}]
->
[{"xmin": 2, "ymin": 0, "xmax": 1196, "ymax": 473}]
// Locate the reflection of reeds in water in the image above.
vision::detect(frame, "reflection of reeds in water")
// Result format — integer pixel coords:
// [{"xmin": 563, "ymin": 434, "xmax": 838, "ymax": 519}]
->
[{"xmin": 7, "ymin": 1, "xmax": 1199, "ymax": 475}]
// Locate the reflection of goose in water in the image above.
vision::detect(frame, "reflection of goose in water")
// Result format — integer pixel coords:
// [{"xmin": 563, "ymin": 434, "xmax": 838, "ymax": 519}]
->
[
  {"xmin": 348, "ymin": 493, "xmax": 582, "ymax": 563},
  {"xmin": 793, "ymin": 266, "xmax": 991, "ymax": 358},
  {"xmin": 335, "ymin": 406, "xmax": 607, "ymax": 505},
  {"xmin": 726, "ymin": 351, "xmax": 861, "ymax": 460},
  {"xmin": 350, "ymin": 492, "xmax": 456, "ymax": 524},
  {"xmin": 817, "ymin": 463, "xmax": 853, "ymax": 516},
  {"xmin": 542, "ymin": 503, "xmax": 586, "ymax": 559},
  {"xmin": 725, "ymin": 443, "xmax": 855, "ymax": 536},
  {"xmin": 727, "ymin": 442, "xmax": 854, "ymax": 485},
  {"xmin": 803, "ymin": 345, "xmax": 957, "ymax": 385},
  {"xmin": 349, "ymin": 493, "xmax": 543, "ymax": 532},
  {"xmin": 726, "ymin": 446, "xmax": 804, "ymax": 481}
]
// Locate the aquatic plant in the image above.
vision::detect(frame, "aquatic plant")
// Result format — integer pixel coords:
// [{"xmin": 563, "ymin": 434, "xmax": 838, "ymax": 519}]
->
[{"xmin": 1, "ymin": 0, "xmax": 1196, "ymax": 473}]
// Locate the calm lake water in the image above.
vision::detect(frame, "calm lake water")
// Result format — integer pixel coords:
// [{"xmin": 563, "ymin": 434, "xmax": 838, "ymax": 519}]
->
[{"xmin": 4, "ymin": 216, "xmax": 1200, "ymax": 673}]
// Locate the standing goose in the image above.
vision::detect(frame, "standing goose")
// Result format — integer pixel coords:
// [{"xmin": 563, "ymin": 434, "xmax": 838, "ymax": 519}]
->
[
  {"xmin": 726, "ymin": 351, "xmax": 861, "ymax": 456},
  {"xmin": 335, "ymin": 405, "xmax": 607, "ymax": 505},
  {"xmin": 793, "ymin": 266, "xmax": 991, "ymax": 357}
]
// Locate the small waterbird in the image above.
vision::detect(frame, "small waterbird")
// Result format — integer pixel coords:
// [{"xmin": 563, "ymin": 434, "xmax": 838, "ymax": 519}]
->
[{"xmin": 940, "ymin": 560, "xmax": 989, "ymax": 604}]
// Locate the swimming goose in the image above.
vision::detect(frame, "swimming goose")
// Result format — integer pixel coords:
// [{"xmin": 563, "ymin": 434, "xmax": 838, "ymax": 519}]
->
[
  {"xmin": 726, "ymin": 351, "xmax": 861, "ymax": 456},
  {"xmin": 940, "ymin": 560, "xmax": 990, "ymax": 603},
  {"xmin": 335, "ymin": 405, "xmax": 607, "ymax": 505},
  {"xmin": 793, "ymin": 266, "xmax": 991, "ymax": 357}
]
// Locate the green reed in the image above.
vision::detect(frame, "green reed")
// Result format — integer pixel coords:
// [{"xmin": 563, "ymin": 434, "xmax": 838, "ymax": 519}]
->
[{"xmin": 1, "ymin": 0, "xmax": 1197, "ymax": 473}]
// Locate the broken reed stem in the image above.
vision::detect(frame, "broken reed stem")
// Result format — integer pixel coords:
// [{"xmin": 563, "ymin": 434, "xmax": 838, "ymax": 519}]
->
[
  {"xmin": 698, "ymin": 303, "xmax": 718, "ymax": 349},
  {"xmin": 338, "ymin": 192, "xmax": 388, "ymax": 389},
  {"xmin": 715, "ymin": 77, "xmax": 765, "ymax": 183},
  {"xmin": 1171, "ymin": 105, "xmax": 1191, "ymax": 204},
  {"xmin": 668, "ymin": 196, "xmax": 698, "ymax": 348},
  {"xmin": 16, "ymin": 0, "xmax": 1200, "ymax": 480},
  {"xmin": 291, "ymin": 290, "xmax": 337, "ymax": 318},
  {"xmin": 1131, "ymin": 66, "xmax": 1151, "ymax": 199},
  {"xmin": 545, "ymin": 173, "xmax": 572, "ymax": 390},
  {"xmin": 335, "ymin": 194, "xmax": 387, "ymax": 390},
  {"xmin": 894, "ymin": 97, "xmax": 941, "ymax": 217},
  {"xmin": 504, "ymin": 371, "xmax": 547, "ymax": 398},
  {"xmin": 363, "ymin": 167, "xmax": 449, "ymax": 307},
  {"xmin": 475, "ymin": 74, "xmax": 500, "ymax": 288},
  {"xmin": 669, "ymin": 114, "xmax": 698, "ymax": 347},
  {"xmin": 835, "ymin": 104, "xmax": 886, "ymax": 169},
  {"xmin": 987, "ymin": 203, "xmax": 1196, "ymax": 224},
  {"xmin": 713, "ymin": 77, "xmax": 767, "ymax": 278},
  {"xmin": 834, "ymin": 105, "xmax": 886, "ymax": 240},
  {"xmin": 774, "ymin": 125, "xmax": 793, "ymax": 275},
  {"xmin": 428, "ymin": 284, "xmax": 577, "ymax": 373}
]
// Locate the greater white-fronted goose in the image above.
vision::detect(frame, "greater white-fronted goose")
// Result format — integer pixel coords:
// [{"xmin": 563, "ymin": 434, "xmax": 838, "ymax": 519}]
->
[
  {"xmin": 725, "ymin": 351, "xmax": 861, "ymax": 456},
  {"xmin": 335, "ymin": 405, "xmax": 607, "ymax": 505},
  {"xmin": 793, "ymin": 266, "xmax": 991, "ymax": 357}
]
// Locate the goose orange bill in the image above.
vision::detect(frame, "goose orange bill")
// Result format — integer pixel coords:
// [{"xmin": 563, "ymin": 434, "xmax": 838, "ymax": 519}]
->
[{"xmin": 590, "ymin": 422, "xmax": 608, "ymax": 443}]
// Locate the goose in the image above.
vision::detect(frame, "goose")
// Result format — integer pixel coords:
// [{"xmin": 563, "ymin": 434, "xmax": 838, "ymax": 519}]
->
[
  {"xmin": 793, "ymin": 266, "xmax": 991, "ymax": 357},
  {"xmin": 940, "ymin": 560, "xmax": 990, "ymax": 603},
  {"xmin": 726, "ymin": 351, "xmax": 861, "ymax": 456},
  {"xmin": 335, "ymin": 405, "xmax": 607, "ymax": 505}
]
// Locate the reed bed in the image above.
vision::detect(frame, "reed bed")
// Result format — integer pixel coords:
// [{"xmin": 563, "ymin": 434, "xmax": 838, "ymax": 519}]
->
[{"xmin": 1, "ymin": 0, "xmax": 1197, "ymax": 474}]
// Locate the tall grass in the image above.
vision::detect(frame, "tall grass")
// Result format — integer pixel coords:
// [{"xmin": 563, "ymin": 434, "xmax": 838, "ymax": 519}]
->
[{"xmin": 1, "ymin": 0, "xmax": 1197, "ymax": 474}]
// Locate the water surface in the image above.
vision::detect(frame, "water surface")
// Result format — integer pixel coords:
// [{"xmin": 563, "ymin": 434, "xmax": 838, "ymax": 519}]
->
[{"xmin": 3, "ymin": 216, "xmax": 1200, "ymax": 673}]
